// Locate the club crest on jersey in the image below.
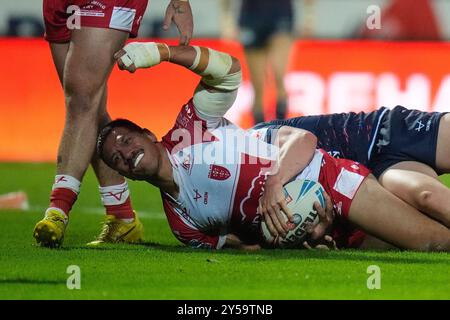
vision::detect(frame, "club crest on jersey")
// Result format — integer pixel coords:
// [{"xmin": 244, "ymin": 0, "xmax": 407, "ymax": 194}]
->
[{"xmin": 208, "ymin": 165, "xmax": 231, "ymax": 181}]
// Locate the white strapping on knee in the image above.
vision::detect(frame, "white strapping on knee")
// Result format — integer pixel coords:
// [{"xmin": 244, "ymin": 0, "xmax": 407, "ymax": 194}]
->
[
  {"xmin": 99, "ymin": 181, "xmax": 130, "ymax": 206},
  {"xmin": 52, "ymin": 175, "xmax": 81, "ymax": 194}
]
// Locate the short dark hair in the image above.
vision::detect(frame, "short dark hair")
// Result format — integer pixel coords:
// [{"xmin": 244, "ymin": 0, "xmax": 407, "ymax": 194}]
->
[{"xmin": 97, "ymin": 119, "xmax": 144, "ymax": 158}]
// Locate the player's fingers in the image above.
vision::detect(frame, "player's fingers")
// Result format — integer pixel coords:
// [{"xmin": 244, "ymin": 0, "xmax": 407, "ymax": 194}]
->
[
  {"xmin": 263, "ymin": 211, "xmax": 278, "ymax": 238},
  {"xmin": 117, "ymin": 59, "xmax": 136, "ymax": 73},
  {"xmin": 315, "ymin": 244, "xmax": 330, "ymax": 250},
  {"xmin": 113, "ymin": 49, "xmax": 126, "ymax": 60},
  {"xmin": 324, "ymin": 192, "xmax": 334, "ymax": 221},
  {"xmin": 273, "ymin": 205, "xmax": 289, "ymax": 235},
  {"xmin": 180, "ymin": 27, "xmax": 193, "ymax": 45},
  {"xmin": 179, "ymin": 33, "xmax": 189, "ymax": 46},
  {"xmin": 257, "ymin": 199, "xmax": 264, "ymax": 217},
  {"xmin": 268, "ymin": 206, "xmax": 285, "ymax": 237},
  {"xmin": 184, "ymin": 30, "xmax": 192, "ymax": 45},
  {"xmin": 314, "ymin": 201, "xmax": 326, "ymax": 221},
  {"xmin": 305, "ymin": 222, "xmax": 314, "ymax": 234},
  {"xmin": 117, "ymin": 59, "xmax": 126, "ymax": 70},
  {"xmin": 324, "ymin": 235, "xmax": 338, "ymax": 250},
  {"xmin": 303, "ymin": 241, "xmax": 313, "ymax": 250},
  {"xmin": 162, "ymin": 8, "xmax": 173, "ymax": 31},
  {"xmin": 311, "ymin": 224, "xmax": 326, "ymax": 240},
  {"xmin": 279, "ymin": 201, "xmax": 294, "ymax": 222}
]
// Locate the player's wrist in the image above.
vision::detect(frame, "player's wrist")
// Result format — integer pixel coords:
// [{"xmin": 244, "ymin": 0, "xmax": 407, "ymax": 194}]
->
[{"xmin": 265, "ymin": 174, "xmax": 283, "ymax": 187}]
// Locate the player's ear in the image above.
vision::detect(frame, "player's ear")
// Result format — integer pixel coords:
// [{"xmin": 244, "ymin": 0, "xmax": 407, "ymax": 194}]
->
[{"xmin": 143, "ymin": 128, "xmax": 157, "ymax": 142}]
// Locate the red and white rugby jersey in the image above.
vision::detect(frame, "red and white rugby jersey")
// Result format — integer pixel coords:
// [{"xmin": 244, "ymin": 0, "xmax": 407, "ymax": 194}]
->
[{"xmin": 160, "ymin": 100, "xmax": 324, "ymax": 249}]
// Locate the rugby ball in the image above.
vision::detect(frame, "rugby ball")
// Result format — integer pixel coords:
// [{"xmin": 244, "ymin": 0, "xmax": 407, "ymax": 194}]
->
[{"xmin": 261, "ymin": 179, "xmax": 326, "ymax": 248}]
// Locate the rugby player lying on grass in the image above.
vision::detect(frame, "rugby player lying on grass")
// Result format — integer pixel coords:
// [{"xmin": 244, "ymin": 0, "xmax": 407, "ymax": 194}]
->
[
  {"xmin": 253, "ymin": 106, "xmax": 450, "ymax": 230},
  {"xmin": 96, "ymin": 42, "xmax": 450, "ymax": 251}
]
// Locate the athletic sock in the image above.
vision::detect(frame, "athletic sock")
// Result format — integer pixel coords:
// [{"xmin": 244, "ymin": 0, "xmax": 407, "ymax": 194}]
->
[
  {"xmin": 99, "ymin": 181, "xmax": 134, "ymax": 222},
  {"xmin": 48, "ymin": 175, "xmax": 80, "ymax": 220}
]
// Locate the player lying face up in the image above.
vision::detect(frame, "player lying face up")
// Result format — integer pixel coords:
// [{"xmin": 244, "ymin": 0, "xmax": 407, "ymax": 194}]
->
[{"xmin": 98, "ymin": 42, "xmax": 450, "ymax": 252}]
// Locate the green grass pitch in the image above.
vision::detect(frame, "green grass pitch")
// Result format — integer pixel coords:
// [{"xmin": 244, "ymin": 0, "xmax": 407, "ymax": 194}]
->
[{"xmin": 0, "ymin": 163, "xmax": 449, "ymax": 299}]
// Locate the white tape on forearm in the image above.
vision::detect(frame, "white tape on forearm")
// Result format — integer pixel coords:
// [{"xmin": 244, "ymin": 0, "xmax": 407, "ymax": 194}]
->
[
  {"xmin": 121, "ymin": 53, "xmax": 134, "ymax": 68},
  {"xmin": 189, "ymin": 46, "xmax": 201, "ymax": 70},
  {"xmin": 121, "ymin": 42, "xmax": 162, "ymax": 69}
]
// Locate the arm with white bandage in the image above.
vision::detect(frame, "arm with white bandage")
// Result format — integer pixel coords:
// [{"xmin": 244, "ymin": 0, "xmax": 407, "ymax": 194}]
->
[{"xmin": 115, "ymin": 42, "xmax": 242, "ymax": 121}]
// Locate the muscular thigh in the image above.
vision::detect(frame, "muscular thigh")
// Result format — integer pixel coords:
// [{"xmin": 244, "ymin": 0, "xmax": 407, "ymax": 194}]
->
[
  {"xmin": 64, "ymin": 27, "xmax": 128, "ymax": 93},
  {"xmin": 349, "ymin": 175, "xmax": 450, "ymax": 250},
  {"xmin": 378, "ymin": 161, "xmax": 440, "ymax": 206},
  {"xmin": 50, "ymin": 43, "xmax": 70, "ymax": 85}
]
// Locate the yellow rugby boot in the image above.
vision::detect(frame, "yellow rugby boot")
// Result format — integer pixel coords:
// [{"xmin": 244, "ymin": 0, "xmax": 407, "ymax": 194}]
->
[
  {"xmin": 33, "ymin": 209, "xmax": 67, "ymax": 248},
  {"xmin": 87, "ymin": 211, "xmax": 144, "ymax": 246}
]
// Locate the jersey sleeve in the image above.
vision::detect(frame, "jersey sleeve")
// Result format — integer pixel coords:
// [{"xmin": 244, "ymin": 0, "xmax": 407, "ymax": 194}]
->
[{"xmin": 162, "ymin": 197, "xmax": 226, "ymax": 250}]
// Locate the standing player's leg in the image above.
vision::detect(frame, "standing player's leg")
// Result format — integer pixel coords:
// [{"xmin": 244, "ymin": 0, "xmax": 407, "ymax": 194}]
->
[
  {"xmin": 267, "ymin": 32, "xmax": 292, "ymax": 120},
  {"xmin": 33, "ymin": 28, "xmax": 138, "ymax": 247},
  {"xmin": 379, "ymin": 161, "xmax": 450, "ymax": 227},
  {"xmin": 87, "ymin": 102, "xmax": 144, "ymax": 246},
  {"xmin": 238, "ymin": 9, "xmax": 268, "ymax": 124},
  {"xmin": 246, "ymin": 48, "xmax": 267, "ymax": 124},
  {"xmin": 349, "ymin": 175, "xmax": 450, "ymax": 251}
]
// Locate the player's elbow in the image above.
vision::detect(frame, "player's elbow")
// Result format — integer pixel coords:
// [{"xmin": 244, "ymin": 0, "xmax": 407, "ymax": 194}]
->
[
  {"xmin": 300, "ymin": 130, "xmax": 318, "ymax": 148},
  {"xmin": 276, "ymin": 127, "xmax": 318, "ymax": 151},
  {"xmin": 292, "ymin": 129, "xmax": 318, "ymax": 151},
  {"xmin": 229, "ymin": 56, "xmax": 241, "ymax": 74}
]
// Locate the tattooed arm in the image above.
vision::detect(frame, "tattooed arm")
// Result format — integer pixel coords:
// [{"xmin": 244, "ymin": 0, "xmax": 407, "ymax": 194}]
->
[{"xmin": 163, "ymin": 0, "xmax": 194, "ymax": 45}]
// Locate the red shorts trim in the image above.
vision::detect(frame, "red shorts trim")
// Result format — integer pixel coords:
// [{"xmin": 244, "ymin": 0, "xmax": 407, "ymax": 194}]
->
[
  {"xmin": 318, "ymin": 150, "xmax": 371, "ymax": 219},
  {"xmin": 43, "ymin": 0, "xmax": 148, "ymax": 42},
  {"xmin": 318, "ymin": 150, "xmax": 371, "ymax": 249}
]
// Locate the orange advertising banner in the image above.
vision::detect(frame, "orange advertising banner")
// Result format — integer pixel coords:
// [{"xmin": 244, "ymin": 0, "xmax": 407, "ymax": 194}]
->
[{"xmin": 1, "ymin": 39, "xmax": 450, "ymax": 162}]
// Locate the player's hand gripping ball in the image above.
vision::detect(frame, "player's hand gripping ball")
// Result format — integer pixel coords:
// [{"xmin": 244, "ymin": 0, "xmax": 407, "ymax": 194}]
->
[{"xmin": 261, "ymin": 179, "xmax": 326, "ymax": 248}]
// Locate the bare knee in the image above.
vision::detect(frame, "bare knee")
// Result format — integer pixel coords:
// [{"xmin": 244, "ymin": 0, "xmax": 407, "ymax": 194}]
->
[
  {"xmin": 415, "ymin": 190, "xmax": 433, "ymax": 210},
  {"xmin": 64, "ymin": 78, "xmax": 104, "ymax": 119},
  {"xmin": 414, "ymin": 189, "xmax": 450, "ymax": 226}
]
